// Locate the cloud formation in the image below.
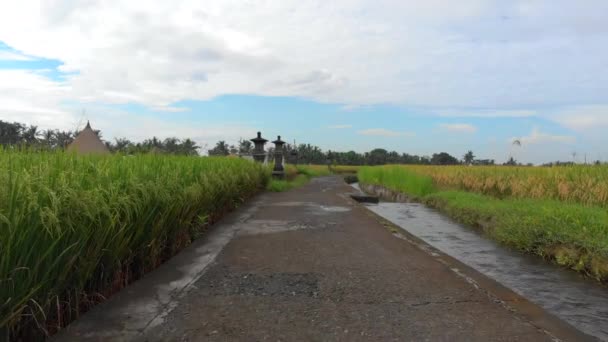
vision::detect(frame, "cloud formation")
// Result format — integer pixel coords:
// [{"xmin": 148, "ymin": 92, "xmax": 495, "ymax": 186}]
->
[
  {"xmin": 512, "ymin": 128, "xmax": 576, "ymax": 145},
  {"xmin": 0, "ymin": 50, "xmax": 34, "ymax": 61},
  {"xmin": 439, "ymin": 123, "xmax": 478, "ymax": 133},
  {"xmin": 1, "ymin": 0, "xmax": 608, "ymax": 111},
  {"xmin": 358, "ymin": 129, "xmax": 416, "ymax": 137}
]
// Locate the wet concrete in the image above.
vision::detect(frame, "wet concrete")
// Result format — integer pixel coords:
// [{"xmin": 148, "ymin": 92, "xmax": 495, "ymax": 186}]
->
[
  {"xmin": 365, "ymin": 201, "xmax": 608, "ymax": 341},
  {"xmin": 53, "ymin": 177, "xmax": 592, "ymax": 341}
]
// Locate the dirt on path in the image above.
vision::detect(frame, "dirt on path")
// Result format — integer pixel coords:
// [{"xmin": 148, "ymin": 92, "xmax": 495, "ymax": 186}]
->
[{"xmin": 54, "ymin": 176, "xmax": 593, "ymax": 342}]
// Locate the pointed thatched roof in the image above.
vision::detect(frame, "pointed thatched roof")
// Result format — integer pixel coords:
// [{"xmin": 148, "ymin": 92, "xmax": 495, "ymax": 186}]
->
[{"xmin": 67, "ymin": 121, "xmax": 110, "ymax": 155}]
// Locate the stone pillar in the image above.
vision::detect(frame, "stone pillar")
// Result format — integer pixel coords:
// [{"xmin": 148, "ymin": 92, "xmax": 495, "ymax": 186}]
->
[
  {"xmin": 272, "ymin": 135, "xmax": 286, "ymax": 178},
  {"xmin": 250, "ymin": 132, "xmax": 268, "ymax": 163}
]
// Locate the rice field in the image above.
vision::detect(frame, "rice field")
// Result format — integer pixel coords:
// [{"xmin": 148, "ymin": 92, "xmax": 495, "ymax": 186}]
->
[
  {"xmin": 329, "ymin": 165, "xmax": 360, "ymax": 174},
  {"xmin": 358, "ymin": 165, "xmax": 608, "ymax": 282},
  {"xmin": 0, "ymin": 150, "xmax": 268, "ymax": 339},
  {"xmin": 399, "ymin": 165, "xmax": 608, "ymax": 207}
]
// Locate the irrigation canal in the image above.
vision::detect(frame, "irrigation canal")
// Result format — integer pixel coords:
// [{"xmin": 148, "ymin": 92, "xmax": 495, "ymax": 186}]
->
[{"xmin": 352, "ymin": 183, "xmax": 608, "ymax": 341}]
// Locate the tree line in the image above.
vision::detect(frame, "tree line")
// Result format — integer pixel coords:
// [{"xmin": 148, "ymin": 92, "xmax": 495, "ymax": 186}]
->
[
  {"xmin": 207, "ymin": 139, "xmax": 499, "ymax": 166},
  {"xmin": 5, "ymin": 119, "xmax": 602, "ymax": 166},
  {"xmin": 0, "ymin": 120, "xmax": 199, "ymax": 155}
]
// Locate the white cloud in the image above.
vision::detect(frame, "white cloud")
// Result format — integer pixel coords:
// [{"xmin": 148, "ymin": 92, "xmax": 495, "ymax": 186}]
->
[
  {"xmin": 1, "ymin": 0, "xmax": 608, "ymax": 110},
  {"xmin": 358, "ymin": 128, "xmax": 416, "ymax": 137},
  {"xmin": 92, "ymin": 110, "xmax": 257, "ymax": 153},
  {"xmin": 0, "ymin": 69, "xmax": 74, "ymax": 130},
  {"xmin": 439, "ymin": 109, "xmax": 536, "ymax": 118},
  {"xmin": 0, "ymin": 69, "xmax": 256, "ymax": 150},
  {"xmin": 0, "ymin": 50, "xmax": 34, "ymax": 61},
  {"xmin": 439, "ymin": 123, "xmax": 477, "ymax": 133},
  {"xmin": 511, "ymin": 128, "xmax": 576, "ymax": 145},
  {"xmin": 549, "ymin": 105, "xmax": 608, "ymax": 131},
  {"xmin": 328, "ymin": 124, "xmax": 352, "ymax": 129}
]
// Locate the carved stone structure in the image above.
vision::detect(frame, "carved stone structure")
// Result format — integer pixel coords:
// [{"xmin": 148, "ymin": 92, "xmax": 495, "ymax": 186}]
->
[
  {"xmin": 250, "ymin": 132, "xmax": 268, "ymax": 163},
  {"xmin": 272, "ymin": 135, "xmax": 286, "ymax": 178}
]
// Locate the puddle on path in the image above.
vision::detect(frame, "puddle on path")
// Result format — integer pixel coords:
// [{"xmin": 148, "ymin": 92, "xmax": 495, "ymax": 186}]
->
[{"xmin": 354, "ymin": 185, "xmax": 608, "ymax": 341}]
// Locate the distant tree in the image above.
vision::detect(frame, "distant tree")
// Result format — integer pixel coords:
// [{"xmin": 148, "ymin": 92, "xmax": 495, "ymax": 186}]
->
[
  {"xmin": 142, "ymin": 137, "xmax": 163, "ymax": 152},
  {"xmin": 180, "ymin": 138, "xmax": 200, "ymax": 156},
  {"xmin": 385, "ymin": 151, "xmax": 400, "ymax": 164},
  {"xmin": 473, "ymin": 159, "xmax": 495, "ymax": 166},
  {"xmin": 112, "ymin": 138, "xmax": 133, "ymax": 152},
  {"xmin": 267, "ymin": 146, "xmax": 275, "ymax": 163},
  {"xmin": 208, "ymin": 141, "xmax": 230, "ymax": 156},
  {"xmin": 367, "ymin": 148, "xmax": 389, "ymax": 165},
  {"xmin": 40, "ymin": 129, "xmax": 57, "ymax": 149},
  {"xmin": 229, "ymin": 144, "xmax": 239, "ymax": 155},
  {"xmin": 163, "ymin": 137, "xmax": 180, "ymax": 154},
  {"xmin": 0, "ymin": 120, "xmax": 25, "ymax": 145},
  {"xmin": 22, "ymin": 125, "xmax": 39, "ymax": 145},
  {"xmin": 463, "ymin": 150, "xmax": 475, "ymax": 165},
  {"xmin": 55, "ymin": 130, "xmax": 75, "ymax": 149},
  {"xmin": 238, "ymin": 139, "xmax": 253, "ymax": 155},
  {"xmin": 504, "ymin": 157, "xmax": 518, "ymax": 166},
  {"xmin": 297, "ymin": 144, "xmax": 325, "ymax": 164},
  {"xmin": 431, "ymin": 152, "xmax": 459, "ymax": 165},
  {"xmin": 343, "ymin": 150, "xmax": 364, "ymax": 165}
]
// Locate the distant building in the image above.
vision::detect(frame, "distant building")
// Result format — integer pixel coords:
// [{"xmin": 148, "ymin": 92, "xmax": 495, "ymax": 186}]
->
[{"xmin": 67, "ymin": 121, "xmax": 110, "ymax": 155}]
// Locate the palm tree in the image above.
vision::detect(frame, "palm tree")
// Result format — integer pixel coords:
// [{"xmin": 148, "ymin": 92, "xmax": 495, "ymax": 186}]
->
[
  {"xmin": 163, "ymin": 137, "xmax": 180, "ymax": 154},
  {"xmin": 208, "ymin": 141, "xmax": 230, "ymax": 156},
  {"xmin": 55, "ymin": 131, "xmax": 74, "ymax": 149},
  {"xmin": 22, "ymin": 125, "xmax": 40, "ymax": 145},
  {"xmin": 41, "ymin": 129, "xmax": 56, "ymax": 149},
  {"xmin": 113, "ymin": 138, "xmax": 133, "ymax": 153},
  {"xmin": 463, "ymin": 150, "xmax": 475, "ymax": 165},
  {"xmin": 238, "ymin": 139, "xmax": 253, "ymax": 155},
  {"xmin": 180, "ymin": 138, "xmax": 200, "ymax": 156},
  {"xmin": 509, "ymin": 139, "xmax": 522, "ymax": 163}
]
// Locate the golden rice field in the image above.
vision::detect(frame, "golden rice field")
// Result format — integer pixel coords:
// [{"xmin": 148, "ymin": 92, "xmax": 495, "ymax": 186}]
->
[
  {"xmin": 358, "ymin": 165, "xmax": 608, "ymax": 283},
  {"xmin": 402, "ymin": 165, "xmax": 608, "ymax": 207}
]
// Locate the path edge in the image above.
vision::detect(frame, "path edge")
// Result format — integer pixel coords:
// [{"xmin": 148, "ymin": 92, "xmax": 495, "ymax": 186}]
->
[{"xmin": 345, "ymin": 194, "xmax": 596, "ymax": 342}]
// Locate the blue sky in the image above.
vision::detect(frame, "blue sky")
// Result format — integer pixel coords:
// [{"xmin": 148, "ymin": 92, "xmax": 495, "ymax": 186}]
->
[{"xmin": 1, "ymin": 1, "xmax": 607, "ymax": 163}]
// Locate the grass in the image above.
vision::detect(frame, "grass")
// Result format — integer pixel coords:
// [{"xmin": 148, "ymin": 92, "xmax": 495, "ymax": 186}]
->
[
  {"xmin": 0, "ymin": 150, "xmax": 269, "ymax": 339},
  {"xmin": 266, "ymin": 174, "xmax": 309, "ymax": 192},
  {"xmin": 297, "ymin": 165, "xmax": 333, "ymax": 177},
  {"xmin": 329, "ymin": 165, "xmax": 361, "ymax": 174},
  {"xmin": 266, "ymin": 164, "xmax": 332, "ymax": 192},
  {"xmin": 358, "ymin": 166, "xmax": 436, "ymax": 198},
  {"xmin": 358, "ymin": 165, "xmax": 608, "ymax": 282}
]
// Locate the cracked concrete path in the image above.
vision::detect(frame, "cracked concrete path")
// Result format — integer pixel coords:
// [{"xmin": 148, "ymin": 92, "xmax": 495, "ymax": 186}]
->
[{"xmin": 54, "ymin": 176, "xmax": 592, "ymax": 342}]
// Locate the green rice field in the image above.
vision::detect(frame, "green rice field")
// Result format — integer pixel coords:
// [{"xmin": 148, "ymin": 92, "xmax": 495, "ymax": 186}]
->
[{"xmin": 0, "ymin": 150, "xmax": 268, "ymax": 338}]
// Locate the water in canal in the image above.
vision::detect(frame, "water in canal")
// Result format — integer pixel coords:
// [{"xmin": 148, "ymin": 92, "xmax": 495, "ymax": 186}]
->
[{"xmin": 352, "ymin": 185, "xmax": 608, "ymax": 341}]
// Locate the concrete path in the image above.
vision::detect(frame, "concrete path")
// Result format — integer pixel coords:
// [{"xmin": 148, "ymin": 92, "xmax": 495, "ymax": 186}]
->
[{"xmin": 54, "ymin": 176, "xmax": 592, "ymax": 342}]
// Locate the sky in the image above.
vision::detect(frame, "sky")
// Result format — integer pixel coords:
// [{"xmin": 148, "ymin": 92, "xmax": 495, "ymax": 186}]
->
[{"xmin": 1, "ymin": 1, "xmax": 607, "ymax": 164}]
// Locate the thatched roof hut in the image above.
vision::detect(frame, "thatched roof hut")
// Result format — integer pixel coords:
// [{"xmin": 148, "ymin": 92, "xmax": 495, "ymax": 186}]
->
[{"xmin": 67, "ymin": 121, "xmax": 110, "ymax": 155}]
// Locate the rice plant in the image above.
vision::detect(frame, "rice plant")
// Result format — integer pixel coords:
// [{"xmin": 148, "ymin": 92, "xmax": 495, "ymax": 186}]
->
[
  {"xmin": 400, "ymin": 165, "xmax": 608, "ymax": 207},
  {"xmin": 358, "ymin": 166, "xmax": 436, "ymax": 198},
  {"xmin": 0, "ymin": 149, "xmax": 268, "ymax": 339}
]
